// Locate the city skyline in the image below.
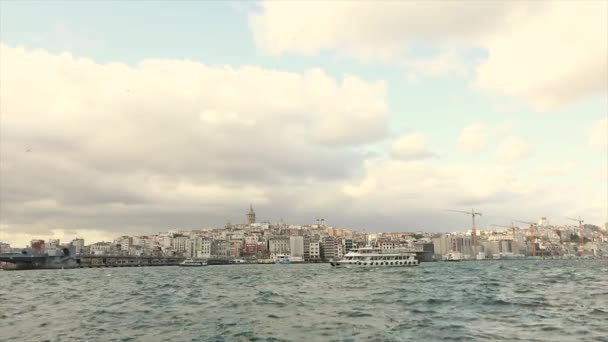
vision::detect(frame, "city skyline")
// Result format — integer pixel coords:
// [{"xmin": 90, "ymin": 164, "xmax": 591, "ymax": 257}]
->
[{"xmin": 0, "ymin": 1, "xmax": 607, "ymax": 247}]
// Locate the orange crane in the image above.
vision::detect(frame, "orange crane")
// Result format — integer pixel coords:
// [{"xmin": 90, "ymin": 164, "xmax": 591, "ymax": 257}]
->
[
  {"xmin": 447, "ymin": 209, "xmax": 482, "ymax": 256},
  {"xmin": 515, "ymin": 220, "xmax": 538, "ymax": 257}
]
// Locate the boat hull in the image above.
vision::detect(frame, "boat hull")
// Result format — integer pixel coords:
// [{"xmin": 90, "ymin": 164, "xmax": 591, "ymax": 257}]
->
[
  {"xmin": 178, "ymin": 263, "xmax": 207, "ymax": 267},
  {"xmin": 330, "ymin": 261, "xmax": 418, "ymax": 268}
]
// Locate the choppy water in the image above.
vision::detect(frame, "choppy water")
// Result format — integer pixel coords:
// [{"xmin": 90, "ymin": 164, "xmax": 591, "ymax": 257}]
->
[{"xmin": 1, "ymin": 260, "xmax": 607, "ymax": 341}]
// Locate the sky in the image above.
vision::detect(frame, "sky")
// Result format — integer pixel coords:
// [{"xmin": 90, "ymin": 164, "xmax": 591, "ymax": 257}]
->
[{"xmin": 0, "ymin": 1, "xmax": 607, "ymax": 247}]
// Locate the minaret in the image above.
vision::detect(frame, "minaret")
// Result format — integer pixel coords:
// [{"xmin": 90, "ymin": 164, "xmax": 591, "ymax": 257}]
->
[{"xmin": 247, "ymin": 204, "xmax": 256, "ymax": 224}]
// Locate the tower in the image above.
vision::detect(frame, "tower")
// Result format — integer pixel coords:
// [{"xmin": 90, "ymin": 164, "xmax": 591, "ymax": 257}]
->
[{"xmin": 247, "ymin": 204, "xmax": 256, "ymax": 224}]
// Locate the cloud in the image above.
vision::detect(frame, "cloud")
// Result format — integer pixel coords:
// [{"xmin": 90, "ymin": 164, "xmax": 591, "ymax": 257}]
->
[
  {"xmin": 0, "ymin": 44, "xmax": 604, "ymax": 246},
  {"xmin": 0, "ymin": 44, "xmax": 389, "ymax": 244},
  {"xmin": 250, "ymin": 1, "xmax": 607, "ymax": 109},
  {"xmin": 589, "ymin": 118, "xmax": 608, "ymax": 150},
  {"xmin": 496, "ymin": 136, "xmax": 529, "ymax": 163},
  {"xmin": 249, "ymin": 1, "xmax": 518, "ymax": 59},
  {"xmin": 536, "ymin": 161, "xmax": 577, "ymax": 177},
  {"xmin": 341, "ymin": 158, "xmax": 531, "ymax": 221},
  {"xmin": 390, "ymin": 133, "xmax": 435, "ymax": 161},
  {"xmin": 457, "ymin": 124, "xmax": 486, "ymax": 152},
  {"xmin": 475, "ymin": 1, "xmax": 608, "ymax": 111}
]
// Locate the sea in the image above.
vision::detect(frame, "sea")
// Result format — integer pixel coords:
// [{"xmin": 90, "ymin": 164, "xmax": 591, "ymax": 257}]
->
[{"xmin": 1, "ymin": 260, "xmax": 607, "ymax": 342}]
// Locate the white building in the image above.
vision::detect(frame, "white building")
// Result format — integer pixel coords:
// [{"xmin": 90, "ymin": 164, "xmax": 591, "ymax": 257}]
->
[
  {"xmin": 268, "ymin": 238, "xmax": 290, "ymax": 258},
  {"xmin": 172, "ymin": 236, "xmax": 188, "ymax": 254},
  {"xmin": 0, "ymin": 242, "xmax": 11, "ymax": 253},
  {"xmin": 187, "ymin": 237, "xmax": 212, "ymax": 258},
  {"xmin": 308, "ymin": 242, "xmax": 321, "ymax": 260},
  {"xmin": 71, "ymin": 239, "xmax": 85, "ymax": 255},
  {"xmin": 90, "ymin": 242, "xmax": 112, "ymax": 255},
  {"xmin": 289, "ymin": 236, "xmax": 304, "ymax": 262},
  {"xmin": 120, "ymin": 237, "xmax": 133, "ymax": 251}
]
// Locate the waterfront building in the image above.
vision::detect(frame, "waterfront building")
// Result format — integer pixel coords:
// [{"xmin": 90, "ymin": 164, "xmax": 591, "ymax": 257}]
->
[
  {"xmin": 344, "ymin": 239, "xmax": 353, "ymax": 253},
  {"xmin": 172, "ymin": 236, "xmax": 188, "ymax": 255},
  {"xmin": 186, "ymin": 237, "xmax": 212, "ymax": 258},
  {"xmin": 211, "ymin": 240, "xmax": 231, "ymax": 257},
  {"xmin": 89, "ymin": 242, "xmax": 112, "ymax": 255},
  {"xmin": 308, "ymin": 241, "xmax": 321, "ymax": 261},
  {"xmin": 322, "ymin": 236, "xmax": 340, "ymax": 261},
  {"xmin": 230, "ymin": 241, "xmax": 242, "ymax": 258},
  {"xmin": 0, "ymin": 242, "xmax": 11, "ymax": 253},
  {"xmin": 268, "ymin": 237, "xmax": 290, "ymax": 258},
  {"xmin": 432, "ymin": 234, "xmax": 473, "ymax": 258},
  {"xmin": 71, "ymin": 239, "xmax": 85, "ymax": 255},
  {"xmin": 30, "ymin": 240, "xmax": 45, "ymax": 254},
  {"xmin": 243, "ymin": 243, "xmax": 258, "ymax": 256},
  {"xmin": 118, "ymin": 236, "xmax": 133, "ymax": 251},
  {"xmin": 289, "ymin": 236, "xmax": 304, "ymax": 261},
  {"xmin": 48, "ymin": 239, "xmax": 61, "ymax": 249},
  {"xmin": 481, "ymin": 240, "xmax": 514, "ymax": 258}
]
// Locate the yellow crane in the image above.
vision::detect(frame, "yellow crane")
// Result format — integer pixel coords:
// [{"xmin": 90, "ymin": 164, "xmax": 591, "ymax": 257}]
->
[
  {"xmin": 515, "ymin": 220, "xmax": 538, "ymax": 257},
  {"xmin": 446, "ymin": 209, "xmax": 482, "ymax": 256},
  {"xmin": 566, "ymin": 216, "xmax": 585, "ymax": 244}
]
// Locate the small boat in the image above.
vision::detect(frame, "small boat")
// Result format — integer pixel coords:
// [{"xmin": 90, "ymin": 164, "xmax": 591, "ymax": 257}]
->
[
  {"xmin": 179, "ymin": 259, "xmax": 207, "ymax": 267},
  {"xmin": 443, "ymin": 251, "xmax": 462, "ymax": 262},
  {"xmin": 274, "ymin": 254, "xmax": 290, "ymax": 264}
]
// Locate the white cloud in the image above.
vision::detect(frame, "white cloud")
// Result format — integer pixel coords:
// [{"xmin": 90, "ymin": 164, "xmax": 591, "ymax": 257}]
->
[
  {"xmin": 496, "ymin": 136, "xmax": 530, "ymax": 163},
  {"xmin": 250, "ymin": 1, "xmax": 608, "ymax": 109},
  {"xmin": 249, "ymin": 1, "xmax": 517, "ymax": 59},
  {"xmin": 390, "ymin": 133, "xmax": 435, "ymax": 161},
  {"xmin": 458, "ymin": 124, "xmax": 486, "ymax": 152},
  {"xmin": 0, "ymin": 44, "xmax": 390, "ymax": 243},
  {"xmin": 589, "ymin": 118, "xmax": 608, "ymax": 150},
  {"xmin": 475, "ymin": 1, "xmax": 608, "ymax": 111},
  {"xmin": 0, "ymin": 43, "xmax": 605, "ymax": 245},
  {"xmin": 342, "ymin": 158, "xmax": 530, "ymax": 214},
  {"xmin": 536, "ymin": 161, "xmax": 577, "ymax": 177}
]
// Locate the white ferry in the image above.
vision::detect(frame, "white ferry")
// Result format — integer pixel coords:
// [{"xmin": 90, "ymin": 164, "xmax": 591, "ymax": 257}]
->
[
  {"xmin": 178, "ymin": 259, "xmax": 207, "ymax": 267},
  {"xmin": 442, "ymin": 251, "xmax": 462, "ymax": 262},
  {"xmin": 274, "ymin": 254, "xmax": 290, "ymax": 264},
  {"xmin": 329, "ymin": 246, "xmax": 418, "ymax": 268}
]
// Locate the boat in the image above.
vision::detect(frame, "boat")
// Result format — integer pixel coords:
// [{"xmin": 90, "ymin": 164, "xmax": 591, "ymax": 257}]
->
[
  {"xmin": 178, "ymin": 259, "xmax": 207, "ymax": 267},
  {"xmin": 443, "ymin": 251, "xmax": 462, "ymax": 262},
  {"xmin": 274, "ymin": 254, "xmax": 290, "ymax": 264},
  {"xmin": 329, "ymin": 246, "xmax": 418, "ymax": 268}
]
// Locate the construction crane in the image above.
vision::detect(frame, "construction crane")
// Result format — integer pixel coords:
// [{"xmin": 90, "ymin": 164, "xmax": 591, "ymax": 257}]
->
[
  {"xmin": 566, "ymin": 216, "xmax": 585, "ymax": 244},
  {"xmin": 491, "ymin": 222, "xmax": 517, "ymax": 238},
  {"xmin": 567, "ymin": 216, "xmax": 584, "ymax": 228},
  {"xmin": 446, "ymin": 209, "xmax": 482, "ymax": 255},
  {"xmin": 515, "ymin": 220, "xmax": 538, "ymax": 257}
]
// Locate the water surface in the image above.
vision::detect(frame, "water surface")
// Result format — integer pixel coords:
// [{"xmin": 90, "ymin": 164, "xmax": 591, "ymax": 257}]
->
[{"xmin": 1, "ymin": 260, "xmax": 607, "ymax": 341}]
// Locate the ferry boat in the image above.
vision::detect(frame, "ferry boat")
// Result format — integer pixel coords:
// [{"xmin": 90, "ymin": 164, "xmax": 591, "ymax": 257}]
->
[
  {"xmin": 442, "ymin": 251, "xmax": 462, "ymax": 262},
  {"xmin": 274, "ymin": 254, "xmax": 290, "ymax": 264},
  {"xmin": 178, "ymin": 259, "xmax": 207, "ymax": 267},
  {"xmin": 329, "ymin": 246, "xmax": 418, "ymax": 268}
]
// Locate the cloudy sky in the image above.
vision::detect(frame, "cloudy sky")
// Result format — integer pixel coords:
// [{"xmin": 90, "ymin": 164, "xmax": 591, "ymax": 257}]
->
[{"xmin": 0, "ymin": 1, "xmax": 606, "ymax": 247}]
